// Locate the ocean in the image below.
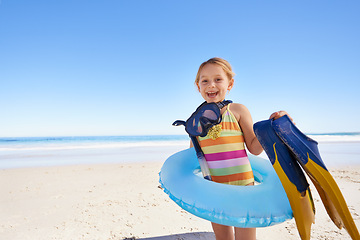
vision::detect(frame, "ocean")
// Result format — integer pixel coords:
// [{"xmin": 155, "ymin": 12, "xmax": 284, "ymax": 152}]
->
[
  {"xmin": 0, "ymin": 135, "xmax": 189, "ymax": 169},
  {"xmin": 0, "ymin": 133, "xmax": 359, "ymax": 169}
]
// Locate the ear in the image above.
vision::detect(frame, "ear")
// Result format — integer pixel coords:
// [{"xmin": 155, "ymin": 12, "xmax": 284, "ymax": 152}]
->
[
  {"xmin": 227, "ymin": 78, "xmax": 234, "ymax": 91},
  {"xmin": 196, "ymin": 83, "xmax": 201, "ymax": 92}
]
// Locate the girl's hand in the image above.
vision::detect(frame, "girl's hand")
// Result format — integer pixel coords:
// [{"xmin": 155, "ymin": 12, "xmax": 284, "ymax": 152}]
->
[{"xmin": 269, "ymin": 111, "xmax": 294, "ymax": 122}]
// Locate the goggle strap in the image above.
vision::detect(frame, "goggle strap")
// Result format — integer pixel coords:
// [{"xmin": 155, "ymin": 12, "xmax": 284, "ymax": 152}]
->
[{"xmin": 216, "ymin": 100, "xmax": 233, "ymax": 109}]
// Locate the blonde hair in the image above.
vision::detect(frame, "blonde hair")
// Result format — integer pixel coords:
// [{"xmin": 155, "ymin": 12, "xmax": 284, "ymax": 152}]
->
[{"xmin": 195, "ymin": 57, "xmax": 235, "ymax": 85}]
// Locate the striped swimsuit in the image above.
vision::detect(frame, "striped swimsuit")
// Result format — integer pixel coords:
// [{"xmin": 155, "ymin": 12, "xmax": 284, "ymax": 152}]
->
[{"xmin": 198, "ymin": 104, "xmax": 254, "ymax": 186}]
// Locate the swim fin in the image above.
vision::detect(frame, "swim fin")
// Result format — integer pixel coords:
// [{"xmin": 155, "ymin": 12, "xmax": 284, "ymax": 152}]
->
[
  {"xmin": 272, "ymin": 115, "xmax": 360, "ymax": 240},
  {"xmin": 254, "ymin": 119, "xmax": 315, "ymax": 240}
]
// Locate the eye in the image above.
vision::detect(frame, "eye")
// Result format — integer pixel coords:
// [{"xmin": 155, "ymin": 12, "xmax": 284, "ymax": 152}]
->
[
  {"xmin": 216, "ymin": 78, "xmax": 222, "ymax": 82},
  {"xmin": 201, "ymin": 79, "xmax": 208, "ymax": 84}
]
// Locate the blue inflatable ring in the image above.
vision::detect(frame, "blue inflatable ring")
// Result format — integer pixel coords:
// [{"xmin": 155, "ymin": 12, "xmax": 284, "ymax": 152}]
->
[{"xmin": 159, "ymin": 148, "xmax": 293, "ymax": 228}]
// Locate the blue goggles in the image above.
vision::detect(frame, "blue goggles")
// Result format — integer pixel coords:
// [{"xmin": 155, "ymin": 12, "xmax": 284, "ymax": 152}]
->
[{"xmin": 173, "ymin": 100, "xmax": 232, "ymax": 137}]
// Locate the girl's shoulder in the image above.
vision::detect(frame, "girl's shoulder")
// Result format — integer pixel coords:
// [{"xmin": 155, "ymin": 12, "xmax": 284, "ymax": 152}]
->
[{"xmin": 227, "ymin": 103, "xmax": 251, "ymax": 122}]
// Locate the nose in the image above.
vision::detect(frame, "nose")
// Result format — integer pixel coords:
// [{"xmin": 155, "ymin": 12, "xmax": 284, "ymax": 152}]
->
[{"xmin": 209, "ymin": 80, "xmax": 216, "ymax": 88}]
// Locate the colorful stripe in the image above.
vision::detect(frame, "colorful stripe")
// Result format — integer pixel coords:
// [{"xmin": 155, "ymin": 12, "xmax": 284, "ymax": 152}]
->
[
  {"xmin": 199, "ymin": 135, "xmax": 245, "ymax": 147},
  {"xmin": 205, "ymin": 149, "xmax": 247, "ymax": 161},
  {"xmin": 199, "ymin": 130, "xmax": 243, "ymax": 141},
  {"xmin": 211, "ymin": 171, "xmax": 254, "ymax": 183},
  {"xmin": 210, "ymin": 164, "xmax": 253, "ymax": 176},
  {"xmin": 207, "ymin": 157, "xmax": 250, "ymax": 169},
  {"xmin": 222, "ymin": 121, "xmax": 240, "ymax": 131},
  {"xmin": 201, "ymin": 142, "xmax": 245, "ymax": 154},
  {"xmin": 227, "ymin": 179, "xmax": 254, "ymax": 186}
]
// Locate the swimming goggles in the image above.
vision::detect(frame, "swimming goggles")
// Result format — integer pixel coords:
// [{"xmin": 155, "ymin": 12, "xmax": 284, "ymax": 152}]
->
[{"xmin": 173, "ymin": 100, "xmax": 232, "ymax": 137}]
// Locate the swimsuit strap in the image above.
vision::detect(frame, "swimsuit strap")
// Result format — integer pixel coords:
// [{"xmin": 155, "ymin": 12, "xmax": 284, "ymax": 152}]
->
[{"xmin": 226, "ymin": 103, "xmax": 231, "ymax": 111}]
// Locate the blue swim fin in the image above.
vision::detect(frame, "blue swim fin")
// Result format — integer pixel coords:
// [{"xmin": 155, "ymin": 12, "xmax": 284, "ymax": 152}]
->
[
  {"xmin": 272, "ymin": 115, "xmax": 360, "ymax": 240},
  {"xmin": 254, "ymin": 119, "xmax": 315, "ymax": 240}
]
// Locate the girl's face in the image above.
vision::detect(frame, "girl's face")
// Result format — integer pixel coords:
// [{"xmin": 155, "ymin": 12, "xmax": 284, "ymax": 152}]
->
[{"xmin": 197, "ymin": 63, "xmax": 234, "ymax": 103}]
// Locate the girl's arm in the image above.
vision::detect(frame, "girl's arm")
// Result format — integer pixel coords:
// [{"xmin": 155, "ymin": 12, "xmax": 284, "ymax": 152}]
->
[
  {"xmin": 232, "ymin": 105, "xmax": 293, "ymax": 155},
  {"xmin": 230, "ymin": 103, "xmax": 263, "ymax": 156}
]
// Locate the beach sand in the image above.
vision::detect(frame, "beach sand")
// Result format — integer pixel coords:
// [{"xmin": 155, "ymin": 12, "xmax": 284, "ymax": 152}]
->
[{"xmin": 1, "ymin": 159, "xmax": 359, "ymax": 240}]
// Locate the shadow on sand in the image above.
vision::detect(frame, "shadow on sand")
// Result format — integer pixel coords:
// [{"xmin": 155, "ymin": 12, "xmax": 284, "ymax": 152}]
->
[{"xmin": 133, "ymin": 232, "xmax": 215, "ymax": 240}]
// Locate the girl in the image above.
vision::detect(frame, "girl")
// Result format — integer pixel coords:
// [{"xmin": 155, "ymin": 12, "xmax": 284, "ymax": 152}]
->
[{"xmin": 191, "ymin": 57, "xmax": 290, "ymax": 240}]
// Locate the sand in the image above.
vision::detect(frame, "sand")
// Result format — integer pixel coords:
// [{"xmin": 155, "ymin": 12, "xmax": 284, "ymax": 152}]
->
[{"xmin": 1, "ymin": 161, "xmax": 360, "ymax": 240}]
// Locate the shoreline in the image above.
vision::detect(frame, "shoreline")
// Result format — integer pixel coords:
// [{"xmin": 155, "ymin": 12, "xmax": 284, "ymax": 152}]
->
[
  {"xmin": 1, "ymin": 161, "xmax": 359, "ymax": 240},
  {"xmin": 1, "ymin": 140, "xmax": 360, "ymax": 170}
]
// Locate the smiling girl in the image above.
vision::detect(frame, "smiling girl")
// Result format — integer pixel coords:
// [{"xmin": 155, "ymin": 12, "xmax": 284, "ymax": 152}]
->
[{"xmin": 192, "ymin": 57, "xmax": 290, "ymax": 240}]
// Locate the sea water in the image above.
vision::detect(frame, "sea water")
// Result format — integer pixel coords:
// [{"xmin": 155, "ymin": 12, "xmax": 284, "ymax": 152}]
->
[
  {"xmin": 0, "ymin": 134, "xmax": 359, "ymax": 169},
  {"xmin": 0, "ymin": 135, "xmax": 189, "ymax": 169},
  {"xmin": 310, "ymin": 133, "xmax": 360, "ymax": 167}
]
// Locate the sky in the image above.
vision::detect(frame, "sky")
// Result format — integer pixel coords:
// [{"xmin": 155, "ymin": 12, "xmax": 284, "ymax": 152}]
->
[{"xmin": 0, "ymin": 0, "xmax": 359, "ymax": 137}]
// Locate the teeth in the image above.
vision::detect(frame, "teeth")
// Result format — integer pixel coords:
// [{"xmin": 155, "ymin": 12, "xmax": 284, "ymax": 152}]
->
[{"xmin": 207, "ymin": 92, "xmax": 217, "ymax": 97}]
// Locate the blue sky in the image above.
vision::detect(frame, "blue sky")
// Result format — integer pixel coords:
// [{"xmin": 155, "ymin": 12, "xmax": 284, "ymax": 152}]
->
[{"xmin": 0, "ymin": 0, "xmax": 359, "ymax": 137}]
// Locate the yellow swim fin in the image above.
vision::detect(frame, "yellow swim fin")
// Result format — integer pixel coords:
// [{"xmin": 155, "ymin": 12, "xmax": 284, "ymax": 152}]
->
[
  {"xmin": 254, "ymin": 120, "xmax": 315, "ymax": 240},
  {"xmin": 273, "ymin": 116, "xmax": 360, "ymax": 240},
  {"xmin": 272, "ymin": 144, "xmax": 315, "ymax": 240},
  {"xmin": 305, "ymin": 155, "xmax": 359, "ymax": 239}
]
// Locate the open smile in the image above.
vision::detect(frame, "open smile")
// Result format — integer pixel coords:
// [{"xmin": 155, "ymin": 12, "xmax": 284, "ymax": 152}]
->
[{"xmin": 207, "ymin": 91, "xmax": 219, "ymax": 98}]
